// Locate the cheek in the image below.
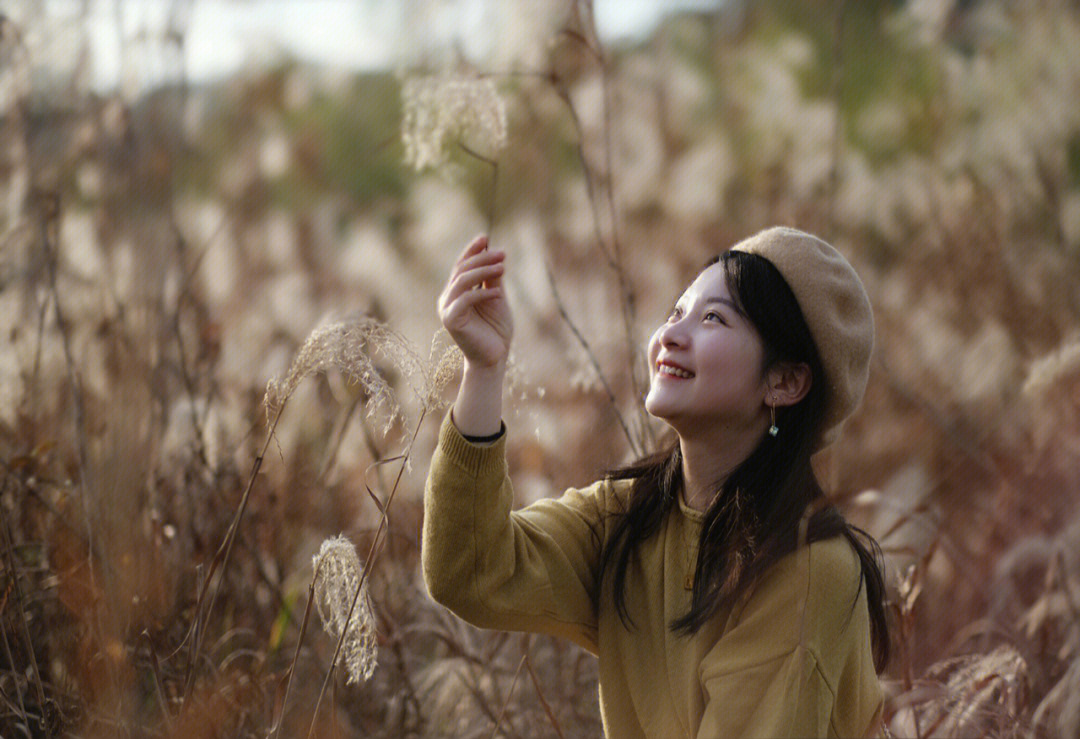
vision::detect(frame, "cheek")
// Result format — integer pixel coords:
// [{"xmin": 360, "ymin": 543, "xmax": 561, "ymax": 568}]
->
[{"xmin": 703, "ymin": 337, "xmax": 763, "ymax": 386}]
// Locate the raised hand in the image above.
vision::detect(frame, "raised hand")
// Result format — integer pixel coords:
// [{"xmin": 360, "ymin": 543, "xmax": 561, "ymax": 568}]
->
[{"xmin": 438, "ymin": 235, "xmax": 513, "ymax": 369}]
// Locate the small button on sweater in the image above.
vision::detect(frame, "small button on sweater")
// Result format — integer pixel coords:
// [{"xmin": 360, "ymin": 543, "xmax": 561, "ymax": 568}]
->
[{"xmin": 422, "ymin": 412, "xmax": 884, "ymax": 738}]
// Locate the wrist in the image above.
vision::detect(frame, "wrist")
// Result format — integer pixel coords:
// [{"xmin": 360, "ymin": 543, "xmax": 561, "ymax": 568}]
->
[
  {"xmin": 453, "ymin": 358, "xmax": 506, "ymax": 438},
  {"xmin": 462, "ymin": 357, "xmax": 507, "ymax": 382}
]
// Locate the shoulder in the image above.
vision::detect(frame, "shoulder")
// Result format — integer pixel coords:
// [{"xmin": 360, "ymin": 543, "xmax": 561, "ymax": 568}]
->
[
  {"xmin": 804, "ymin": 536, "xmax": 864, "ymax": 608},
  {"xmin": 547, "ymin": 476, "xmax": 633, "ymax": 510},
  {"xmin": 742, "ymin": 536, "xmax": 860, "ymax": 608},
  {"xmin": 713, "ymin": 537, "xmax": 865, "ymax": 663},
  {"xmin": 779, "ymin": 537, "xmax": 870, "ymax": 667}
]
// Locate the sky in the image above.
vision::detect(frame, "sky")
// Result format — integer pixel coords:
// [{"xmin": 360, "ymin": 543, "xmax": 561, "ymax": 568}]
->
[{"xmin": 4, "ymin": 0, "xmax": 722, "ymax": 93}]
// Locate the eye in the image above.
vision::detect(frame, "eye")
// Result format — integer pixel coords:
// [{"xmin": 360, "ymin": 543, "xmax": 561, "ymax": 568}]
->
[
  {"xmin": 704, "ymin": 310, "xmax": 727, "ymax": 325},
  {"xmin": 667, "ymin": 305, "xmax": 684, "ymax": 321}
]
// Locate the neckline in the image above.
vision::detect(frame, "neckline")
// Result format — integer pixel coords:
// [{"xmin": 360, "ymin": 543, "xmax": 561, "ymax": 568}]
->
[{"xmin": 676, "ymin": 491, "xmax": 706, "ymax": 523}]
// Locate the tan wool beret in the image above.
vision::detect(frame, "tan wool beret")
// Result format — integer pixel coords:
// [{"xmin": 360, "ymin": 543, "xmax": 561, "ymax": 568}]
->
[{"xmin": 730, "ymin": 226, "xmax": 874, "ymax": 448}]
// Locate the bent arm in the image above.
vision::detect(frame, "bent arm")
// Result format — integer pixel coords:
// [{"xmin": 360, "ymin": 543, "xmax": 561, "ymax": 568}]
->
[{"xmin": 422, "ymin": 413, "xmax": 604, "ymax": 653}]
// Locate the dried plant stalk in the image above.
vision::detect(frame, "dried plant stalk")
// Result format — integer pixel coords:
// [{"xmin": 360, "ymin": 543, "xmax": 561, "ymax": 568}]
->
[{"xmin": 1023, "ymin": 337, "xmax": 1080, "ymax": 399}]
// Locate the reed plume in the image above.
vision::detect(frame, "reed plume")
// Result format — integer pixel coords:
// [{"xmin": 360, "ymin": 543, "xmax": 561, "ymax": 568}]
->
[
  {"xmin": 264, "ymin": 316, "xmax": 426, "ymax": 431},
  {"xmin": 312, "ymin": 535, "xmax": 377, "ymax": 684},
  {"xmin": 401, "ymin": 73, "xmax": 508, "ymax": 172}
]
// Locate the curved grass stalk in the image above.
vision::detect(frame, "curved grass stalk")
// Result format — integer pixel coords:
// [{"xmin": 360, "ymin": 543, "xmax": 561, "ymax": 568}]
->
[
  {"xmin": 182, "ymin": 402, "xmax": 286, "ymax": 704},
  {"xmin": 305, "ymin": 407, "xmax": 427, "ymax": 737}
]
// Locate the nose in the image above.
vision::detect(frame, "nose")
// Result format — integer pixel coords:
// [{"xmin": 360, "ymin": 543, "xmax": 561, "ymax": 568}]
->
[{"xmin": 657, "ymin": 315, "xmax": 689, "ymax": 349}]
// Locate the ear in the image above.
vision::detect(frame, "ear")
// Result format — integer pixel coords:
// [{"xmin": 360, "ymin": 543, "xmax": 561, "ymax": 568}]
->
[{"xmin": 765, "ymin": 362, "xmax": 811, "ymax": 408}]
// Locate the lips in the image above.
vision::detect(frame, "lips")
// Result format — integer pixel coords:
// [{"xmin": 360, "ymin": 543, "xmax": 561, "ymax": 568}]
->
[{"xmin": 656, "ymin": 359, "xmax": 694, "ymax": 379}]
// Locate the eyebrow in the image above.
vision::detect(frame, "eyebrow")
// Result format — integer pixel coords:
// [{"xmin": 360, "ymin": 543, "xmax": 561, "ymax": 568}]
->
[{"xmin": 702, "ymin": 296, "xmax": 745, "ymax": 316}]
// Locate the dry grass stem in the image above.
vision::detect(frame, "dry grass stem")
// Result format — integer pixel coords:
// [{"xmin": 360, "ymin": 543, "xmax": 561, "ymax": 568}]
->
[
  {"xmin": 893, "ymin": 646, "xmax": 1030, "ymax": 738},
  {"xmin": 1022, "ymin": 337, "xmax": 1080, "ymax": 399},
  {"xmin": 549, "ymin": 24, "xmax": 651, "ymax": 452},
  {"xmin": 522, "ymin": 636, "xmax": 566, "ymax": 739},
  {"xmin": 488, "ymin": 653, "xmax": 528, "ymax": 739},
  {"xmin": 308, "ymin": 405, "xmax": 427, "ymax": 735},
  {"xmin": 1, "ymin": 514, "xmax": 48, "ymax": 732},
  {"xmin": 543, "ymin": 261, "xmax": 640, "ymax": 455},
  {"xmin": 37, "ymin": 193, "xmax": 96, "ymax": 566},
  {"xmin": 5, "ymin": 3, "xmax": 1080, "ymax": 736}
]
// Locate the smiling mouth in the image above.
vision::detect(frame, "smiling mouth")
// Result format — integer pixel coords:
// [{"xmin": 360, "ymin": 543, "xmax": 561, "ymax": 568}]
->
[{"xmin": 657, "ymin": 363, "xmax": 694, "ymax": 379}]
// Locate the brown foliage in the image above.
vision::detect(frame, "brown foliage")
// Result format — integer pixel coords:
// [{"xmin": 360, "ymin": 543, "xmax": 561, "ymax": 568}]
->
[{"xmin": 2, "ymin": 2, "xmax": 1080, "ymax": 737}]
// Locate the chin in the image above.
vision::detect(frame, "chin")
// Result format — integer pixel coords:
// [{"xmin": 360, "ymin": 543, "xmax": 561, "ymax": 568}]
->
[
  {"xmin": 643, "ymin": 393, "xmax": 664, "ymax": 419},
  {"xmin": 644, "ymin": 397, "xmax": 678, "ymax": 426}
]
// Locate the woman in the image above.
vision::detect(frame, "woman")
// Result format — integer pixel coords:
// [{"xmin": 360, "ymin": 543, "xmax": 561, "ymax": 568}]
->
[{"xmin": 423, "ymin": 227, "xmax": 890, "ymax": 738}]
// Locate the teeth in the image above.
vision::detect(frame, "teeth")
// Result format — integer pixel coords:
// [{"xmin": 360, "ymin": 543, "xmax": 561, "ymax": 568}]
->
[{"xmin": 659, "ymin": 364, "xmax": 693, "ymax": 378}]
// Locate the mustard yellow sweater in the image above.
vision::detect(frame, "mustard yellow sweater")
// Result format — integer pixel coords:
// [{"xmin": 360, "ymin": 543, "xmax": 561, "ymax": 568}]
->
[{"xmin": 422, "ymin": 413, "xmax": 884, "ymax": 738}]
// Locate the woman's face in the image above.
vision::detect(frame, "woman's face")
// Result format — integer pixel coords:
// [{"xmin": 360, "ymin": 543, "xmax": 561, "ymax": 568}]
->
[{"xmin": 645, "ymin": 262, "xmax": 770, "ymax": 438}]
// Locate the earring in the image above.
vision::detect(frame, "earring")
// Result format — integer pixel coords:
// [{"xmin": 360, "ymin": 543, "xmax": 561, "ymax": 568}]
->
[{"xmin": 768, "ymin": 402, "xmax": 779, "ymax": 437}]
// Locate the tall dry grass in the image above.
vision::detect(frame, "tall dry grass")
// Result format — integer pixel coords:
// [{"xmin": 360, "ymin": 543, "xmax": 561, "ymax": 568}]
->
[{"xmin": 2, "ymin": 1, "xmax": 1080, "ymax": 737}]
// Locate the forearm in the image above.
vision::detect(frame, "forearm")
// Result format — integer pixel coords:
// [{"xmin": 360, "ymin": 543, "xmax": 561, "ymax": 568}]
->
[{"xmin": 451, "ymin": 359, "xmax": 505, "ymax": 437}]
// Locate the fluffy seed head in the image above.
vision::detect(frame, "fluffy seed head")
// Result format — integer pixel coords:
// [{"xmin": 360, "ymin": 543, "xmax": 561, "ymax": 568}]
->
[
  {"xmin": 264, "ymin": 316, "xmax": 425, "ymax": 431},
  {"xmin": 312, "ymin": 535, "xmax": 377, "ymax": 684},
  {"xmin": 401, "ymin": 74, "xmax": 508, "ymax": 171},
  {"xmin": 422, "ymin": 329, "xmax": 463, "ymax": 411}
]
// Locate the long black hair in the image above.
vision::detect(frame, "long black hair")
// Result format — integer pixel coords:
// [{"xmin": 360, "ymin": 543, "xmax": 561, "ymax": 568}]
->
[{"xmin": 596, "ymin": 250, "xmax": 891, "ymax": 671}]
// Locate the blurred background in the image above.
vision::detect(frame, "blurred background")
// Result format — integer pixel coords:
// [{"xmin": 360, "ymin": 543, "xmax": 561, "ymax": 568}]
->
[{"xmin": 2, "ymin": 0, "xmax": 1079, "ymax": 736}]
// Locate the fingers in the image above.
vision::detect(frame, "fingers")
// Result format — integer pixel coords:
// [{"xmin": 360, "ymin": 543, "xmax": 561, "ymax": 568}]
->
[
  {"xmin": 444, "ymin": 262, "xmax": 505, "ymax": 303},
  {"xmin": 454, "ymin": 234, "xmax": 489, "ymax": 267},
  {"xmin": 441, "ymin": 286, "xmax": 504, "ymax": 331},
  {"xmin": 449, "ymin": 287, "xmax": 503, "ymax": 313},
  {"xmin": 454, "ymin": 246, "xmax": 504, "ymax": 279},
  {"xmin": 439, "ymin": 235, "xmax": 509, "ymax": 327}
]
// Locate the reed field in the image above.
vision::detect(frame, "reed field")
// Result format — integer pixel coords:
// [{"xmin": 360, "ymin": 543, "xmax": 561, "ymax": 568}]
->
[{"xmin": 2, "ymin": 1, "xmax": 1080, "ymax": 736}]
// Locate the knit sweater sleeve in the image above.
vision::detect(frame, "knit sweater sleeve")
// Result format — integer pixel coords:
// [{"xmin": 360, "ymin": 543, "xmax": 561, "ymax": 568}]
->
[
  {"xmin": 695, "ymin": 539, "xmax": 884, "ymax": 739},
  {"xmin": 421, "ymin": 412, "xmax": 610, "ymax": 653}
]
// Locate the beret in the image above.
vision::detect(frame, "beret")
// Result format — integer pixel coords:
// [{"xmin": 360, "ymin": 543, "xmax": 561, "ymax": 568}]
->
[{"xmin": 730, "ymin": 226, "xmax": 874, "ymax": 449}]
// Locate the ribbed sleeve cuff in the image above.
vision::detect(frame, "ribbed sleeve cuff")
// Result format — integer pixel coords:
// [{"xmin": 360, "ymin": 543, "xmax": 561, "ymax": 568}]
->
[{"xmin": 437, "ymin": 410, "xmax": 508, "ymax": 479}]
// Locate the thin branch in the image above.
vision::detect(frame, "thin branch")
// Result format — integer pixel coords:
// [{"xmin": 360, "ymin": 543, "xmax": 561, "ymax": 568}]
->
[
  {"xmin": 30, "ymin": 275, "xmax": 48, "ymax": 418},
  {"xmin": 521, "ymin": 636, "xmax": 566, "ymax": 739},
  {"xmin": 550, "ymin": 81, "xmax": 616, "ymax": 266},
  {"xmin": 317, "ymin": 399, "xmax": 359, "ymax": 483},
  {"xmin": 142, "ymin": 631, "xmax": 173, "ymax": 731},
  {"xmin": 1, "ymin": 512, "xmax": 47, "ymax": 729},
  {"xmin": 0, "ymin": 575, "xmax": 31, "ymax": 731},
  {"xmin": 578, "ymin": 2, "xmax": 641, "ymax": 404},
  {"xmin": 383, "ymin": 621, "xmax": 423, "ymax": 735},
  {"xmin": 552, "ymin": 20, "xmax": 648, "ymax": 452},
  {"xmin": 181, "ymin": 402, "xmax": 286, "ymax": 704},
  {"xmin": 267, "ymin": 559, "xmax": 323, "ymax": 739},
  {"xmin": 458, "ymin": 142, "xmax": 500, "ymax": 233},
  {"xmin": 543, "ymin": 262, "xmax": 640, "ymax": 455},
  {"xmin": 37, "ymin": 191, "xmax": 96, "ymax": 566},
  {"xmin": 487, "ymin": 654, "xmax": 528, "ymax": 739},
  {"xmin": 827, "ymin": 0, "xmax": 847, "ymax": 241}
]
